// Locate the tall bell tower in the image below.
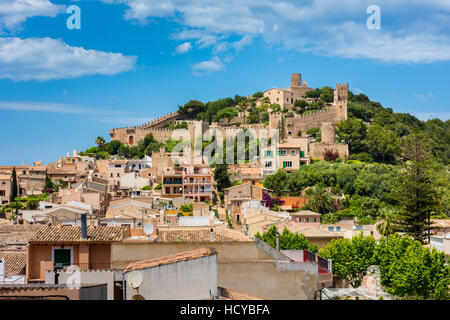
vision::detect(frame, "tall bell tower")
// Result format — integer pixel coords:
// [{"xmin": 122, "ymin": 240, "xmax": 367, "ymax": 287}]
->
[{"xmin": 334, "ymin": 83, "xmax": 349, "ymax": 121}]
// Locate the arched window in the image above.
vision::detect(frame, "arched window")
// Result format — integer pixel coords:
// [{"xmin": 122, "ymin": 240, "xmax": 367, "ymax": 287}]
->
[{"xmin": 129, "ymin": 136, "xmax": 134, "ymax": 144}]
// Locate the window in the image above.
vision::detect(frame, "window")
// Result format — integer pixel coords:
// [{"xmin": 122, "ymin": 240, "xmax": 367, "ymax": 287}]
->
[
  {"xmin": 291, "ymin": 150, "xmax": 296, "ymax": 156},
  {"xmin": 265, "ymin": 161, "xmax": 272, "ymax": 168},
  {"xmin": 336, "ymin": 227, "xmax": 341, "ymax": 231},
  {"xmin": 264, "ymin": 150, "xmax": 273, "ymax": 158},
  {"xmin": 283, "ymin": 161, "xmax": 292, "ymax": 168},
  {"xmin": 0, "ymin": 190, "xmax": 5, "ymax": 196},
  {"xmin": 52, "ymin": 247, "xmax": 72, "ymax": 269},
  {"xmin": 328, "ymin": 227, "xmax": 334, "ymax": 232},
  {"xmin": 278, "ymin": 150, "xmax": 286, "ymax": 156},
  {"xmin": 313, "ymin": 218, "xmax": 317, "ymax": 222}
]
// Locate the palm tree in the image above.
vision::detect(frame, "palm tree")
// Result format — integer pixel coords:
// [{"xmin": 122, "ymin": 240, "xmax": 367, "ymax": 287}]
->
[
  {"xmin": 376, "ymin": 213, "xmax": 395, "ymax": 240},
  {"xmin": 306, "ymin": 186, "xmax": 334, "ymax": 214},
  {"xmin": 238, "ymin": 100, "xmax": 250, "ymax": 124},
  {"xmin": 96, "ymin": 136, "xmax": 106, "ymax": 151}
]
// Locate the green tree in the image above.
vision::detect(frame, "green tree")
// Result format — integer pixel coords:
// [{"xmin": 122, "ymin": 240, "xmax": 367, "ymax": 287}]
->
[
  {"xmin": 263, "ymin": 169, "xmax": 289, "ymax": 196},
  {"xmin": 213, "ymin": 164, "xmax": 231, "ymax": 200},
  {"xmin": 373, "ymin": 234, "xmax": 449, "ymax": 299},
  {"xmin": 95, "ymin": 136, "xmax": 106, "ymax": 151},
  {"xmin": 389, "ymin": 135, "xmax": 439, "ymax": 243},
  {"xmin": 376, "ymin": 213, "xmax": 395, "ymax": 240},
  {"xmin": 178, "ymin": 99, "xmax": 205, "ymax": 118},
  {"xmin": 11, "ymin": 167, "xmax": 17, "ymax": 200},
  {"xmin": 336, "ymin": 118, "xmax": 368, "ymax": 154},
  {"xmin": 105, "ymin": 140, "xmax": 122, "ymax": 155},
  {"xmin": 255, "ymin": 226, "xmax": 309, "ymax": 250},
  {"xmin": 214, "ymin": 107, "xmax": 238, "ymax": 125},
  {"xmin": 320, "ymin": 86, "xmax": 334, "ymax": 103},
  {"xmin": 237, "ymin": 100, "xmax": 250, "ymax": 124},
  {"xmin": 364, "ymin": 125, "xmax": 400, "ymax": 163},
  {"xmin": 26, "ymin": 198, "xmax": 39, "ymax": 210},
  {"xmin": 44, "ymin": 176, "xmax": 54, "ymax": 190},
  {"xmin": 293, "ymin": 100, "xmax": 308, "ymax": 114},
  {"xmin": 319, "ymin": 233, "xmax": 376, "ymax": 288},
  {"xmin": 306, "ymin": 186, "xmax": 334, "ymax": 214}
]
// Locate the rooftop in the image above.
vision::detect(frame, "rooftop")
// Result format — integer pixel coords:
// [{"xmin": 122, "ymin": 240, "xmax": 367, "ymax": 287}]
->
[
  {"xmin": 291, "ymin": 210, "xmax": 321, "ymax": 217},
  {"xmin": 124, "ymin": 247, "xmax": 217, "ymax": 272},
  {"xmin": 29, "ymin": 225, "xmax": 127, "ymax": 244},
  {"xmin": 157, "ymin": 226, "xmax": 251, "ymax": 242},
  {"xmin": 0, "ymin": 250, "xmax": 26, "ymax": 276}
]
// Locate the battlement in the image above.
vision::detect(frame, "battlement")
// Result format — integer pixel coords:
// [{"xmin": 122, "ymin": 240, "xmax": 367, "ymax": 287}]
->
[{"xmin": 110, "ymin": 111, "xmax": 180, "ymax": 132}]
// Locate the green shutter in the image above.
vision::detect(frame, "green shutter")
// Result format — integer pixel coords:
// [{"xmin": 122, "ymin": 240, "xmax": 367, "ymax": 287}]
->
[{"xmin": 300, "ymin": 151, "xmax": 305, "ymax": 157}]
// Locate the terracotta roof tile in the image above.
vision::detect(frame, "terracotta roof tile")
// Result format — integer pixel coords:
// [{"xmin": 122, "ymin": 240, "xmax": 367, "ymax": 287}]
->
[
  {"xmin": 157, "ymin": 226, "xmax": 250, "ymax": 243},
  {"xmin": 0, "ymin": 250, "xmax": 26, "ymax": 276},
  {"xmin": 218, "ymin": 287, "xmax": 267, "ymax": 300},
  {"xmin": 124, "ymin": 248, "xmax": 217, "ymax": 272},
  {"xmin": 29, "ymin": 226, "xmax": 127, "ymax": 244}
]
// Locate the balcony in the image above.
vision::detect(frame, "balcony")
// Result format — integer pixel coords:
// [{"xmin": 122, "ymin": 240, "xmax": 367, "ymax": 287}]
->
[{"xmin": 53, "ymin": 262, "xmax": 112, "ymax": 270}]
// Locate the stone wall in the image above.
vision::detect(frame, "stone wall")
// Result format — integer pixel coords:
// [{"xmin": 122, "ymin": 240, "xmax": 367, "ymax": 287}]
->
[
  {"xmin": 111, "ymin": 241, "xmax": 318, "ymax": 300},
  {"xmin": 309, "ymin": 143, "xmax": 349, "ymax": 161}
]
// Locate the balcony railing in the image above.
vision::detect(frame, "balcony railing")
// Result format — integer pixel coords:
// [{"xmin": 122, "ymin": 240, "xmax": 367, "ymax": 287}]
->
[{"xmin": 53, "ymin": 262, "xmax": 112, "ymax": 270}]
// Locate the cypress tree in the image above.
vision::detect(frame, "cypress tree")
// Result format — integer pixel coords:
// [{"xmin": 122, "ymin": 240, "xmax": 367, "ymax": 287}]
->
[
  {"xmin": 389, "ymin": 135, "xmax": 438, "ymax": 243},
  {"xmin": 11, "ymin": 167, "xmax": 17, "ymax": 200}
]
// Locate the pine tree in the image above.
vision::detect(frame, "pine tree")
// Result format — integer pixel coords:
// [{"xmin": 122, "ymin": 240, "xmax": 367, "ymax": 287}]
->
[
  {"xmin": 11, "ymin": 167, "xmax": 17, "ymax": 200},
  {"xmin": 390, "ymin": 135, "xmax": 438, "ymax": 243}
]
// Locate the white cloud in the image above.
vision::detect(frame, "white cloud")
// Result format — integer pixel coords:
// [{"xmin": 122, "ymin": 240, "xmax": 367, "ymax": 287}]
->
[
  {"xmin": 0, "ymin": 0, "xmax": 64, "ymax": 32},
  {"xmin": 0, "ymin": 101, "xmax": 121, "ymax": 115},
  {"xmin": 175, "ymin": 41, "xmax": 192, "ymax": 53},
  {"xmin": 191, "ymin": 57, "xmax": 224, "ymax": 75},
  {"xmin": 0, "ymin": 100, "xmax": 154, "ymax": 124},
  {"xmin": 412, "ymin": 111, "xmax": 450, "ymax": 121},
  {"xmin": 101, "ymin": 0, "xmax": 450, "ymax": 64},
  {"xmin": 0, "ymin": 37, "xmax": 137, "ymax": 81}
]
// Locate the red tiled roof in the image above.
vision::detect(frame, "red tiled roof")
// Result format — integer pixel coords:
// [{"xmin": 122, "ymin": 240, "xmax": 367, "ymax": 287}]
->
[
  {"xmin": 0, "ymin": 250, "xmax": 26, "ymax": 276},
  {"xmin": 157, "ymin": 226, "xmax": 251, "ymax": 243},
  {"xmin": 29, "ymin": 226, "xmax": 127, "ymax": 244},
  {"xmin": 124, "ymin": 248, "xmax": 217, "ymax": 272}
]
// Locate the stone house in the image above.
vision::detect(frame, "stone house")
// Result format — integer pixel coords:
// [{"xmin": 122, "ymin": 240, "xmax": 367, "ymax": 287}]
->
[
  {"xmin": 26, "ymin": 222, "xmax": 129, "ymax": 283},
  {"xmin": 0, "ymin": 173, "xmax": 12, "ymax": 204},
  {"xmin": 223, "ymin": 183, "xmax": 272, "ymax": 224}
]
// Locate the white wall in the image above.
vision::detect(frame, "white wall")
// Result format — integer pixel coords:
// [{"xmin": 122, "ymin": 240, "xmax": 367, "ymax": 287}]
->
[
  {"xmin": 45, "ymin": 269, "xmax": 117, "ymax": 300},
  {"xmin": 125, "ymin": 255, "xmax": 218, "ymax": 300},
  {"xmin": 120, "ymin": 173, "xmax": 150, "ymax": 190}
]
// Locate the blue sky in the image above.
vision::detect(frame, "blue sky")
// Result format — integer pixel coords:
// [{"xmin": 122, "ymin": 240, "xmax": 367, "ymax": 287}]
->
[{"xmin": 0, "ymin": 0, "xmax": 449, "ymax": 165}]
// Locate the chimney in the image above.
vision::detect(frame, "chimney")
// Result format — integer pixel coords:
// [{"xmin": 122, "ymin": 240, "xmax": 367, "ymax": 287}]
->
[
  {"xmin": 151, "ymin": 219, "xmax": 158, "ymax": 237},
  {"xmin": 276, "ymin": 231, "xmax": 280, "ymax": 251},
  {"xmin": 209, "ymin": 227, "xmax": 214, "ymax": 242},
  {"xmin": 159, "ymin": 209, "xmax": 165, "ymax": 224},
  {"xmin": 81, "ymin": 213, "xmax": 87, "ymax": 239}
]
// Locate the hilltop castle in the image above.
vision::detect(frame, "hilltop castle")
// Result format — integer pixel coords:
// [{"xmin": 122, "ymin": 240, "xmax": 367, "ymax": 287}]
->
[{"xmin": 109, "ymin": 73, "xmax": 349, "ymax": 147}]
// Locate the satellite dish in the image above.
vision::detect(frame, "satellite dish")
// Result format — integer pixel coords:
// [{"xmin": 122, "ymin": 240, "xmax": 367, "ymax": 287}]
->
[
  {"xmin": 143, "ymin": 224, "xmax": 154, "ymax": 235},
  {"xmin": 110, "ymin": 221, "xmax": 117, "ymax": 227},
  {"xmin": 127, "ymin": 271, "xmax": 143, "ymax": 289}
]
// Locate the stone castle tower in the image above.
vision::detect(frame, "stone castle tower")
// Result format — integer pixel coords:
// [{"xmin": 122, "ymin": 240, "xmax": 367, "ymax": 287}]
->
[
  {"xmin": 334, "ymin": 83, "xmax": 349, "ymax": 121},
  {"xmin": 321, "ymin": 122, "xmax": 336, "ymax": 144},
  {"xmin": 291, "ymin": 73, "xmax": 302, "ymax": 88}
]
